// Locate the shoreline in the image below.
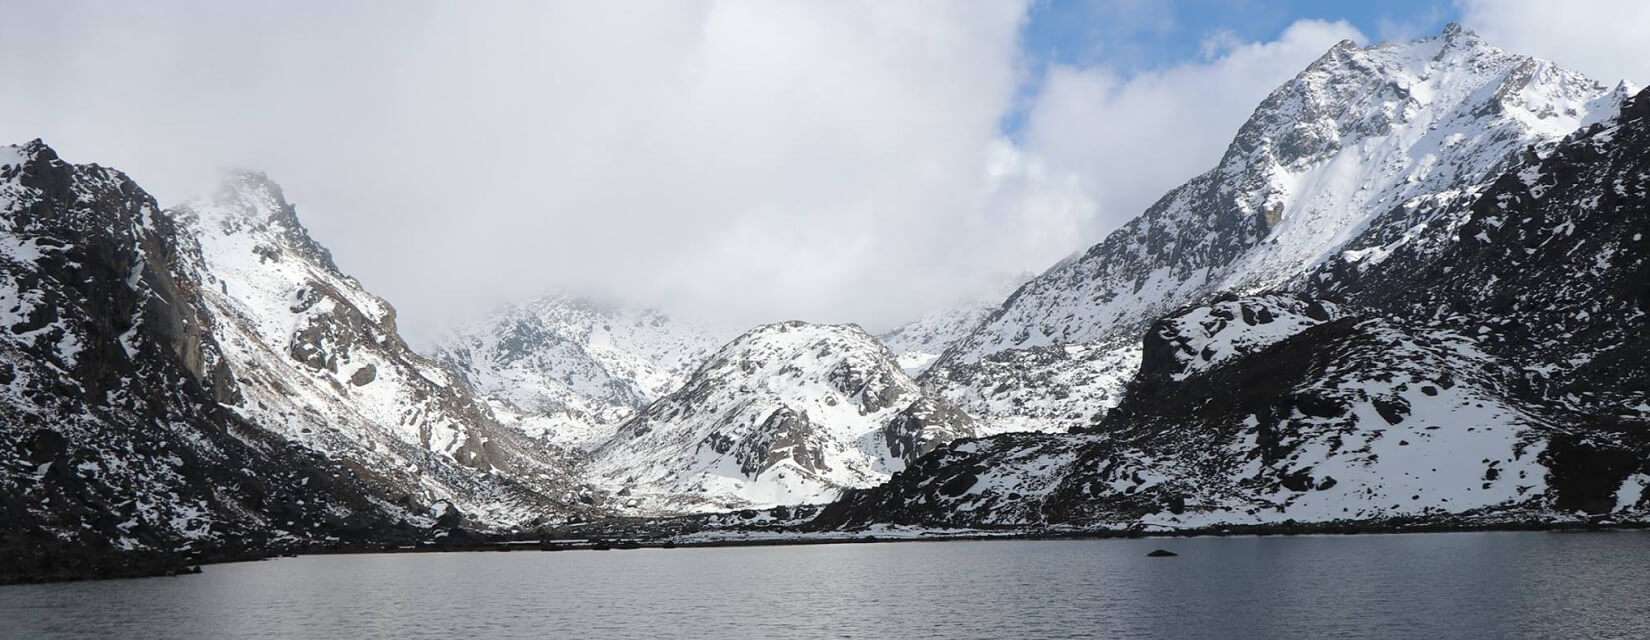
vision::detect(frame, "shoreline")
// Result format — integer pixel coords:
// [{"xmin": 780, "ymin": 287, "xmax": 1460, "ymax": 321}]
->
[{"xmin": 7, "ymin": 517, "xmax": 1643, "ymax": 586}]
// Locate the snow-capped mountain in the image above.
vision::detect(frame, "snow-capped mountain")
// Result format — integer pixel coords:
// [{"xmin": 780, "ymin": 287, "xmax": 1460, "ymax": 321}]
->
[
  {"xmin": 925, "ymin": 25, "xmax": 1622, "ymax": 434},
  {"xmin": 10, "ymin": 22, "xmax": 1650, "ymax": 582},
  {"xmin": 433, "ymin": 296, "xmax": 721, "ymax": 449},
  {"xmin": 813, "ymin": 69, "xmax": 1650, "ymax": 532},
  {"xmin": 878, "ymin": 303, "xmax": 993, "ymax": 375},
  {"xmin": 170, "ymin": 173, "xmax": 598, "ymax": 529},
  {"xmin": 0, "ymin": 141, "xmax": 422, "ymax": 579},
  {"xmin": 591, "ymin": 321, "xmax": 976, "ymax": 513}
]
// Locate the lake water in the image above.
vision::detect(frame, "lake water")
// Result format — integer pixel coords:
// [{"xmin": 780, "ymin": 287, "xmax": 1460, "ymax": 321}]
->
[{"xmin": 3, "ymin": 532, "xmax": 1649, "ymax": 639}]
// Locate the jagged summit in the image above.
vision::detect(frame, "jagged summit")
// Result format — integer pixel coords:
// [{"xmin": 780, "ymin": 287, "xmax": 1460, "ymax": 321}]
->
[
  {"xmin": 199, "ymin": 170, "xmax": 345, "ymax": 275},
  {"xmin": 7, "ymin": 138, "xmax": 52, "ymax": 160}
]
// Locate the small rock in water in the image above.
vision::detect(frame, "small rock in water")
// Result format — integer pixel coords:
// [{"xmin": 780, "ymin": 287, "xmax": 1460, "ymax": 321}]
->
[{"xmin": 1146, "ymin": 549, "xmax": 1178, "ymax": 557}]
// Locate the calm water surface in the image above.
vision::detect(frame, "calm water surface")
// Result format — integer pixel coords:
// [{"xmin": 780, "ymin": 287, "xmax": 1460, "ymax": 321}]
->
[{"xmin": 3, "ymin": 532, "xmax": 1649, "ymax": 639}]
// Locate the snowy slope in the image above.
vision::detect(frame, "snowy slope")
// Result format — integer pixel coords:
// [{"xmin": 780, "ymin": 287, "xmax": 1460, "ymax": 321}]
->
[
  {"xmin": 921, "ymin": 337, "xmax": 1139, "ymax": 436},
  {"xmin": 926, "ymin": 25, "xmax": 1619, "ymax": 432},
  {"xmin": 878, "ymin": 303, "xmax": 993, "ymax": 375},
  {"xmin": 591, "ymin": 321, "xmax": 976, "ymax": 513},
  {"xmin": 171, "ymin": 173, "xmax": 597, "ymax": 529},
  {"xmin": 433, "ymin": 296, "xmax": 721, "ymax": 449}
]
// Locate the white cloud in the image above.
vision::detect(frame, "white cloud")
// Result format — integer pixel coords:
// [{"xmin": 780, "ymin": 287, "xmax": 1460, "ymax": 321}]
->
[
  {"xmin": 1018, "ymin": 19, "xmax": 1366, "ymax": 238},
  {"xmin": 0, "ymin": 1, "xmax": 1055, "ymax": 339},
  {"xmin": 0, "ymin": 4, "xmax": 1376, "ymax": 343},
  {"xmin": 1458, "ymin": 0, "xmax": 1650, "ymax": 86}
]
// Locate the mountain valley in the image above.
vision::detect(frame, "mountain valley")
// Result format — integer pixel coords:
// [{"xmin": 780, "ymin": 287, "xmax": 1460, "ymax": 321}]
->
[{"xmin": 5, "ymin": 24, "xmax": 1650, "ymax": 582}]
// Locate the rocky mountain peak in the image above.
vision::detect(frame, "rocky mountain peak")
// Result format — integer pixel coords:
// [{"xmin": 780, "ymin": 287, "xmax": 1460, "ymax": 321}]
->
[
  {"xmin": 1, "ymin": 140, "xmax": 68, "ymax": 181},
  {"xmin": 7, "ymin": 138, "xmax": 54, "ymax": 164},
  {"xmin": 1224, "ymin": 22, "xmax": 1600, "ymax": 193},
  {"xmin": 190, "ymin": 170, "xmax": 345, "ymax": 279}
]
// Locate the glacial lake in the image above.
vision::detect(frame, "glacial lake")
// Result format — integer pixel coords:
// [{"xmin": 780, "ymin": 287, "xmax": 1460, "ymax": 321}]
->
[{"xmin": 4, "ymin": 532, "xmax": 1649, "ymax": 639}]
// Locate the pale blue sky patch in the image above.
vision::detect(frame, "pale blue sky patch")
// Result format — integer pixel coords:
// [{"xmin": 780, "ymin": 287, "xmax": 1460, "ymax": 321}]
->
[{"xmin": 1004, "ymin": 0, "xmax": 1456, "ymax": 137}]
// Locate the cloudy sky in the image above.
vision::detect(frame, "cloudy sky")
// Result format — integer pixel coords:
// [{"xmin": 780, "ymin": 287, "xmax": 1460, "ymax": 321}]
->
[{"xmin": 2, "ymin": 1, "xmax": 1646, "ymax": 342}]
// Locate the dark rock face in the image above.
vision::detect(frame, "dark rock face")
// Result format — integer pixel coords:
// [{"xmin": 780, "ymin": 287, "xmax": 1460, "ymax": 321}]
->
[
  {"xmin": 882, "ymin": 397, "xmax": 978, "ymax": 464},
  {"xmin": 738, "ymin": 407, "xmax": 827, "ymax": 477},
  {"xmin": 1135, "ymin": 294, "xmax": 1342, "ymax": 385},
  {"xmin": 0, "ymin": 141, "xmax": 418, "ymax": 583},
  {"xmin": 349, "ymin": 364, "xmax": 377, "ymax": 386}
]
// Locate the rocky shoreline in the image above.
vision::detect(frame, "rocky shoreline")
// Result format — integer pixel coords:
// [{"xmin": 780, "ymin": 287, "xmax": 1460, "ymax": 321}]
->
[{"xmin": 7, "ymin": 516, "xmax": 1643, "ymax": 586}]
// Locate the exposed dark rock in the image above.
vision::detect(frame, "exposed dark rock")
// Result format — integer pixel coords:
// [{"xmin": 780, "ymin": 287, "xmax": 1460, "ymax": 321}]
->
[{"xmin": 349, "ymin": 364, "xmax": 377, "ymax": 386}]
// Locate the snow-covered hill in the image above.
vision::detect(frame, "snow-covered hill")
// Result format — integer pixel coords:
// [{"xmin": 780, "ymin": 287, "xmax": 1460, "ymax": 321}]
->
[
  {"xmin": 170, "ymin": 173, "xmax": 598, "ymax": 529},
  {"xmin": 433, "ymin": 296, "xmax": 721, "ymax": 449},
  {"xmin": 592, "ymin": 321, "xmax": 976, "ymax": 513},
  {"xmin": 925, "ymin": 25, "xmax": 1621, "ymax": 434}
]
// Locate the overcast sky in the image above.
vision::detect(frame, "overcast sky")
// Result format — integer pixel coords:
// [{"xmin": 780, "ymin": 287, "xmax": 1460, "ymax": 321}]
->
[{"xmin": 2, "ymin": 1, "xmax": 1646, "ymax": 343}]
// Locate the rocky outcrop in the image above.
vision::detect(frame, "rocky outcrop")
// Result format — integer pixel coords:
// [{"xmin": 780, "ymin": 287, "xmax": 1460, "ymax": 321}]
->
[{"xmin": 882, "ymin": 397, "xmax": 977, "ymax": 464}]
